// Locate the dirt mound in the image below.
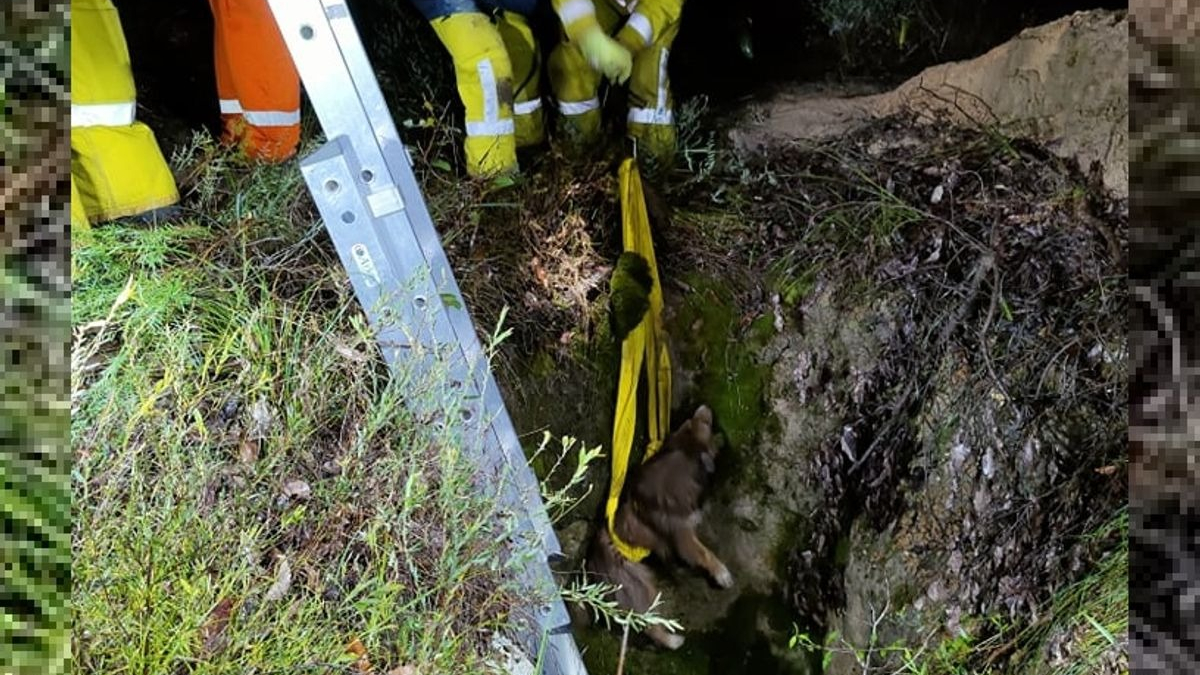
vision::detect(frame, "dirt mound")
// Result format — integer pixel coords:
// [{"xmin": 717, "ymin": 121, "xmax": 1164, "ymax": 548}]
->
[{"xmin": 730, "ymin": 10, "xmax": 1128, "ymax": 198}]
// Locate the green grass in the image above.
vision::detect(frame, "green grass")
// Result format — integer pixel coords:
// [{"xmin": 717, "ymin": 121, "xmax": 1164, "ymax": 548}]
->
[
  {"xmin": 919, "ymin": 509, "xmax": 1129, "ymax": 675},
  {"xmin": 1012, "ymin": 509, "xmax": 1129, "ymax": 675},
  {"xmin": 71, "ymin": 135, "xmax": 548, "ymax": 674}
]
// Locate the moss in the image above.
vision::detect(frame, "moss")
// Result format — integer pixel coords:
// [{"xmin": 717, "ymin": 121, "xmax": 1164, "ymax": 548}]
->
[
  {"xmin": 527, "ymin": 349, "xmax": 559, "ymax": 379},
  {"xmin": 769, "ymin": 258, "xmax": 822, "ymax": 308},
  {"xmin": 670, "ymin": 274, "xmax": 774, "ymax": 453}
]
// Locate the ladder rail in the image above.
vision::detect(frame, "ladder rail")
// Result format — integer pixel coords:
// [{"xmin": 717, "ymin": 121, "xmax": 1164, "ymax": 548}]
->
[{"xmin": 264, "ymin": 2, "xmax": 587, "ymax": 672}]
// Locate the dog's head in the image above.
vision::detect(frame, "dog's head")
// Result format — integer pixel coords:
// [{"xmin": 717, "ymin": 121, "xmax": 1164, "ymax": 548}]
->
[{"xmin": 666, "ymin": 405, "xmax": 719, "ymax": 473}]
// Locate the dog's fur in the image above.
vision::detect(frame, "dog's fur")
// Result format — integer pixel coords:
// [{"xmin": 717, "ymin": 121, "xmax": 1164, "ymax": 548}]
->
[{"xmin": 584, "ymin": 405, "xmax": 732, "ymax": 650}]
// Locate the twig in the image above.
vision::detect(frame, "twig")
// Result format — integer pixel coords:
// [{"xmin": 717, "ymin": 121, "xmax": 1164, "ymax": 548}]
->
[
  {"xmin": 978, "ymin": 262, "xmax": 1019, "ymax": 422},
  {"xmin": 910, "ymin": 81, "xmax": 1004, "ymax": 131},
  {"xmin": 860, "ymin": 583, "xmax": 892, "ymax": 675},
  {"xmin": 616, "ymin": 617, "xmax": 631, "ymax": 675}
]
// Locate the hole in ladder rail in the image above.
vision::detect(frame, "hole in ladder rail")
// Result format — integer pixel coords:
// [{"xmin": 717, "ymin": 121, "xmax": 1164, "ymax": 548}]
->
[
  {"xmin": 460, "ymin": 407, "xmax": 474, "ymax": 422},
  {"xmin": 300, "ymin": 25, "xmax": 315, "ymax": 40},
  {"xmin": 324, "ymin": 179, "xmax": 340, "ymax": 194},
  {"xmin": 341, "ymin": 211, "xmax": 355, "ymax": 224},
  {"xmin": 413, "ymin": 295, "xmax": 428, "ymax": 309},
  {"xmin": 361, "ymin": 169, "xmax": 375, "ymax": 184}
]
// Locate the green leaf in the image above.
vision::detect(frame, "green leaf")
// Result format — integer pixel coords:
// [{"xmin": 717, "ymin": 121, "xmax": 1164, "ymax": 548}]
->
[
  {"xmin": 825, "ymin": 629, "xmax": 841, "ymax": 647},
  {"xmin": 1000, "ymin": 295, "xmax": 1013, "ymax": 322},
  {"xmin": 440, "ymin": 293, "xmax": 463, "ymax": 310},
  {"xmin": 431, "ymin": 159, "xmax": 452, "ymax": 172},
  {"xmin": 1083, "ymin": 612, "xmax": 1117, "ymax": 647}
]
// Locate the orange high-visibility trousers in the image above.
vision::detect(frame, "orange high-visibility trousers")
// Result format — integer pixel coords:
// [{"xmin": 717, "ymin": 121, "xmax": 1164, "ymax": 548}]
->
[{"xmin": 209, "ymin": 0, "xmax": 301, "ymax": 163}]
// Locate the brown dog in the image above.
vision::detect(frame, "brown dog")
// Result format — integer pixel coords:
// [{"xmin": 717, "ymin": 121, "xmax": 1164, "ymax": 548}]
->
[{"xmin": 584, "ymin": 405, "xmax": 733, "ymax": 650}]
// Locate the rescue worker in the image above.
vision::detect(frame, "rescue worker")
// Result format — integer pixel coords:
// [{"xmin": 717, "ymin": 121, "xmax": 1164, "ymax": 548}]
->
[
  {"xmin": 549, "ymin": 0, "xmax": 683, "ymax": 168},
  {"xmin": 208, "ymin": 0, "xmax": 303, "ymax": 163},
  {"xmin": 409, "ymin": 0, "xmax": 565, "ymax": 177},
  {"xmin": 71, "ymin": 0, "xmax": 300, "ymax": 236},
  {"xmin": 71, "ymin": 0, "xmax": 180, "ymax": 231}
]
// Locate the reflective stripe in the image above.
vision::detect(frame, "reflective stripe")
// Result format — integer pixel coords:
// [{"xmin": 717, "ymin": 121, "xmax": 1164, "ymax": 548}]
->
[
  {"xmin": 478, "ymin": 58, "xmax": 501, "ymax": 121},
  {"xmin": 558, "ymin": 98, "xmax": 600, "ymax": 115},
  {"xmin": 628, "ymin": 107, "xmax": 673, "ymax": 125},
  {"xmin": 220, "ymin": 98, "xmax": 300, "ymax": 127},
  {"xmin": 628, "ymin": 48, "xmax": 672, "ymax": 125},
  {"xmin": 465, "ymin": 119, "xmax": 516, "ymax": 137},
  {"xmin": 557, "ymin": 0, "xmax": 594, "ymax": 26},
  {"xmin": 514, "ymin": 98, "xmax": 542, "ymax": 116},
  {"xmin": 627, "ymin": 12, "xmax": 653, "ymax": 45},
  {"xmin": 656, "ymin": 47, "xmax": 669, "ymax": 110},
  {"xmin": 466, "ymin": 58, "xmax": 514, "ymax": 136},
  {"xmin": 71, "ymin": 102, "xmax": 136, "ymax": 128},
  {"xmin": 243, "ymin": 109, "xmax": 302, "ymax": 127}
]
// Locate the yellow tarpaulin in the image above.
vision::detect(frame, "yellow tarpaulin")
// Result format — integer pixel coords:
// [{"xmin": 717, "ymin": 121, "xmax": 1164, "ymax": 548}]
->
[{"xmin": 606, "ymin": 158, "xmax": 672, "ymax": 562}]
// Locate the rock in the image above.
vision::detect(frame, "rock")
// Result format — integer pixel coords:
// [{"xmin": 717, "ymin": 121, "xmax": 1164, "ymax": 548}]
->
[
  {"xmin": 282, "ymin": 479, "xmax": 311, "ymax": 500},
  {"xmin": 264, "ymin": 555, "xmax": 292, "ymax": 602},
  {"xmin": 731, "ymin": 10, "xmax": 1129, "ymax": 197}
]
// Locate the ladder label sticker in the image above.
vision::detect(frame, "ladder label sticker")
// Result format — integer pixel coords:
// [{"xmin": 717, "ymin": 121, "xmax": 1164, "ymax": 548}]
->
[
  {"xmin": 350, "ymin": 243, "xmax": 382, "ymax": 287},
  {"xmin": 325, "ymin": 2, "xmax": 350, "ymax": 19},
  {"xmin": 367, "ymin": 186, "xmax": 404, "ymax": 218}
]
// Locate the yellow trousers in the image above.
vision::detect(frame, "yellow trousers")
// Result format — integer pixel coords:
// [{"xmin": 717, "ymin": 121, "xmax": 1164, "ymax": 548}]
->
[
  {"xmin": 430, "ymin": 11, "xmax": 544, "ymax": 177},
  {"xmin": 71, "ymin": 0, "xmax": 179, "ymax": 229}
]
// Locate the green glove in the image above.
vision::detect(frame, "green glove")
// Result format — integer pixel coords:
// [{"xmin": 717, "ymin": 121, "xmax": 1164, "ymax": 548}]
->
[{"xmin": 579, "ymin": 27, "xmax": 632, "ymax": 84}]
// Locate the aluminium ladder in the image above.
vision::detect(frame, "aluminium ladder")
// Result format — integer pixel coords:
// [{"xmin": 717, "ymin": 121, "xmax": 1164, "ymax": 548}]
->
[{"xmin": 264, "ymin": 2, "xmax": 586, "ymax": 673}]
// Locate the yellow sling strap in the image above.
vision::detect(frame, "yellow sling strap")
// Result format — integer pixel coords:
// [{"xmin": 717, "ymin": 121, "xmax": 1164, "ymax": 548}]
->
[{"xmin": 607, "ymin": 159, "xmax": 672, "ymax": 563}]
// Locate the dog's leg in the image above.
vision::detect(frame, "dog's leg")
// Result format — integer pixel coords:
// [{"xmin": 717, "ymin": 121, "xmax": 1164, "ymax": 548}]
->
[
  {"xmin": 673, "ymin": 526, "xmax": 734, "ymax": 588},
  {"xmin": 646, "ymin": 624, "xmax": 686, "ymax": 650}
]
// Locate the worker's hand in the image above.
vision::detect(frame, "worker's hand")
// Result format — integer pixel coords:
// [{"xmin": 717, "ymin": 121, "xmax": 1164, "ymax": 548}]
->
[{"xmin": 579, "ymin": 27, "xmax": 632, "ymax": 84}]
